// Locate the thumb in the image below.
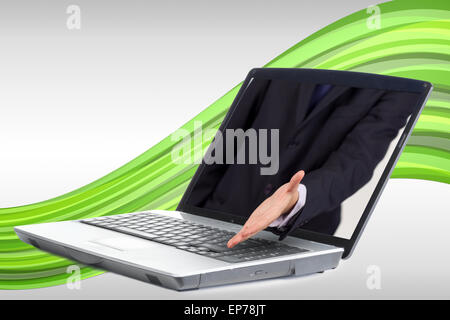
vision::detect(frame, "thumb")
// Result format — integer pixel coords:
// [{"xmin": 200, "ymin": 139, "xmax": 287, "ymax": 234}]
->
[{"xmin": 287, "ymin": 170, "xmax": 305, "ymax": 192}]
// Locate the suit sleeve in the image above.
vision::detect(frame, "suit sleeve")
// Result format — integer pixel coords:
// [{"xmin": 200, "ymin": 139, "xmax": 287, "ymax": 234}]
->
[{"xmin": 278, "ymin": 90, "xmax": 420, "ymax": 240}]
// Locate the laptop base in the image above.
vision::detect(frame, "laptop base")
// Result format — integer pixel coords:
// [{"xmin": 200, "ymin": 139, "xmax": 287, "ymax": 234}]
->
[{"xmin": 16, "ymin": 222, "xmax": 342, "ymax": 291}]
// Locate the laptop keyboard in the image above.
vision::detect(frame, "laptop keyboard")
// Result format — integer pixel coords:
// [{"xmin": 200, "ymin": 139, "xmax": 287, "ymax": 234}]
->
[{"xmin": 81, "ymin": 212, "xmax": 308, "ymax": 263}]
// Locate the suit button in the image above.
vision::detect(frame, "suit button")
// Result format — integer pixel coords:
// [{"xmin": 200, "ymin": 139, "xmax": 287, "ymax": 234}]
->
[{"xmin": 264, "ymin": 183, "xmax": 273, "ymax": 195}]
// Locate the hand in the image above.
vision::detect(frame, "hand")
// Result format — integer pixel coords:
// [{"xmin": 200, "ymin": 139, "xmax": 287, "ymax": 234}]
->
[{"xmin": 227, "ymin": 170, "xmax": 305, "ymax": 248}]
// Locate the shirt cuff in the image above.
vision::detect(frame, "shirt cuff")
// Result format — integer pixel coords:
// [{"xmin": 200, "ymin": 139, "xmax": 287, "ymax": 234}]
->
[{"xmin": 269, "ymin": 184, "xmax": 307, "ymax": 228}]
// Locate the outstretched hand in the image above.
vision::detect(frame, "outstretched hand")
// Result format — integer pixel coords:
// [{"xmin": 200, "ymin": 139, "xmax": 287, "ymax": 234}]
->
[{"xmin": 227, "ymin": 170, "xmax": 305, "ymax": 248}]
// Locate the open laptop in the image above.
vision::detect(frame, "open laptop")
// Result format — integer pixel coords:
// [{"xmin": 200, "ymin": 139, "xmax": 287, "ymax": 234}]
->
[{"xmin": 15, "ymin": 68, "xmax": 432, "ymax": 291}]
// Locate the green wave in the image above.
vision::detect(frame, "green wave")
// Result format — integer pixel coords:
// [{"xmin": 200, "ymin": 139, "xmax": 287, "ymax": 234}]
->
[{"xmin": 1, "ymin": 0, "xmax": 449, "ymax": 289}]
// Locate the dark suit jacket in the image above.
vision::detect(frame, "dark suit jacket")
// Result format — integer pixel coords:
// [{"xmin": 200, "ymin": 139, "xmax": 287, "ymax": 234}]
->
[{"xmin": 185, "ymin": 77, "xmax": 419, "ymax": 239}]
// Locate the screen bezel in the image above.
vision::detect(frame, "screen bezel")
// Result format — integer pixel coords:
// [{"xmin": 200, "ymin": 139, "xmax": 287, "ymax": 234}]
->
[{"xmin": 177, "ymin": 68, "xmax": 433, "ymax": 259}]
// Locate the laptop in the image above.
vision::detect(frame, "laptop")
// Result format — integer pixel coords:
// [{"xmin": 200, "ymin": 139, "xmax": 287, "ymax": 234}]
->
[{"xmin": 15, "ymin": 68, "xmax": 432, "ymax": 291}]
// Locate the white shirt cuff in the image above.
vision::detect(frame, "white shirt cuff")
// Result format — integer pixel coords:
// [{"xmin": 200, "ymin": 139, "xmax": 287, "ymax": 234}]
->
[{"xmin": 269, "ymin": 184, "xmax": 307, "ymax": 228}]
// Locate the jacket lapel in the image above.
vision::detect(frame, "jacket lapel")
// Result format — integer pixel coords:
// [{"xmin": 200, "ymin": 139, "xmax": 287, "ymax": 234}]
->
[
  {"xmin": 295, "ymin": 82, "xmax": 316, "ymax": 125},
  {"xmin": 295, "ymin": 85, "xmax": 350, "ymax": 133}
]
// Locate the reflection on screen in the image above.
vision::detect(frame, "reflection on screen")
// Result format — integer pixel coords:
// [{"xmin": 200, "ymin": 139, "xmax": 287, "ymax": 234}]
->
[{"xmin": 184, "ymin": 77, "xmax": 420, "ymax": 239}]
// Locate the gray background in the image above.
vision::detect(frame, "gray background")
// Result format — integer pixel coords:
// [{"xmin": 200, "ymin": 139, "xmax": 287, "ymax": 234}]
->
[{"xmin": 1, "ymin": 0, "xmax": 449, "ymax": 299}]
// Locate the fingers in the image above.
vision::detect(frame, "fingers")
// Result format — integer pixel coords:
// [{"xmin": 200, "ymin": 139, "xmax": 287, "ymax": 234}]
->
[
  {"xmin": 227, "ymin": 233, "xmax": 242, "ymax": 249},
  {"xmin": 287, "ymin": 170, "xmax": 305, "ymax": 192},
  {"xmin": 227, "ymin": 224, "xmax": 256, "ymax": 248}
]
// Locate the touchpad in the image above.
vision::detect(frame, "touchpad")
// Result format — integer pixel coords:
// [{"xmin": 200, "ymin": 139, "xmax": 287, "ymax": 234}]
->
[{"xmin": 88, "ymin": 237, "xmax": 154, "ymax": 251}]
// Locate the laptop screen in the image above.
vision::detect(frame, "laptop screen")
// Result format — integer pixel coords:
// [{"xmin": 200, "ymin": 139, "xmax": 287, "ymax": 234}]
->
[{"xmin": 181, "ymin": 74, "xmax": 423, "ymax": 240}]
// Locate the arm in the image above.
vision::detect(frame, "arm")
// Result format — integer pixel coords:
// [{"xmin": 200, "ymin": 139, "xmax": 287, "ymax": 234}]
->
[
  {"xmin": 278, "ymin": 90, "xmax": 419, "ymax": 239},
  {"xmin": 227, "ymin": 90, "xmax": 418, "ymax": 246}
]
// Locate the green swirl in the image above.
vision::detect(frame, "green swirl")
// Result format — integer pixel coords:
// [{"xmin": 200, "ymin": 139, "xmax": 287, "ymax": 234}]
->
[{"xmin": 1, "ymin": 0, "xmax": 449, "ymax": 289}]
